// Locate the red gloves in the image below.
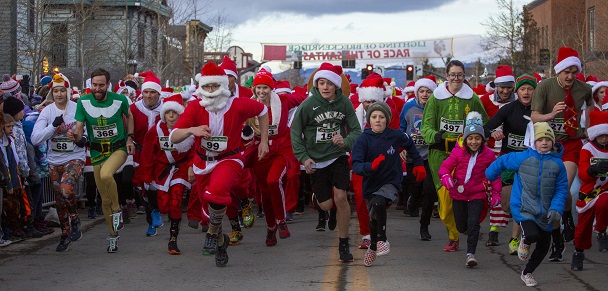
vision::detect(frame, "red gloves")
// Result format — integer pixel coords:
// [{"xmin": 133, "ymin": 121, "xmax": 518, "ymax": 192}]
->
[
  {"xmin": 371, "ymin": 154, "xmax": 385, "ymax": 170},
  {"xmin": 412, "ymin": 165, "xmax": 426, "ymax": 182}
]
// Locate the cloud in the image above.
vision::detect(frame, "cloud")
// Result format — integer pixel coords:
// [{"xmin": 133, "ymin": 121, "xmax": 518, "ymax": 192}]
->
[{"xmin": 179, "ymin": 0, "xmax": 452, "ymax": 24}]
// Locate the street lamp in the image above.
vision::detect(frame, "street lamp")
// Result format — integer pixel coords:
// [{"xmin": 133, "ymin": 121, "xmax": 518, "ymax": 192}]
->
[{"xmin": 128, "ymin": 59, "xmax": 138, "ymax": 75}]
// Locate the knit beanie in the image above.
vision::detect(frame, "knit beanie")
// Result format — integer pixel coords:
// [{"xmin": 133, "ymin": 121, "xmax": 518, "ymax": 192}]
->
[
  {"xmin": 515, "ymin": 74, "xmax": 537, "ymax": 91},
  {"xmin": 366, "ymin": 102, "xmax": 391, "ymax": 125},
  {"xmin": 1, "ymin": 74, "xmax": 20, "ymax": 94},
  {"xmin": 463, "ymin": 111, "xmax": 485, "ymax": 140},
  {"xmin": 4, "ymin": 96, "xmax": 25, "ymax": 117},
  {"xmin": 534, "ymin": 122, "xmax": 555, "ymax": 143}
]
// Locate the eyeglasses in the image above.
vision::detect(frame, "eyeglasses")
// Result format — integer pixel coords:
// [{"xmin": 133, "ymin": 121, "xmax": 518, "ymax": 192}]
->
[
  {"xmin": 202, "ymin": 84, "xmax": 221, "ymax": 90},
  {"xmin": 448, "ymin": 73, "xmax": 465, "ymax": 79}
]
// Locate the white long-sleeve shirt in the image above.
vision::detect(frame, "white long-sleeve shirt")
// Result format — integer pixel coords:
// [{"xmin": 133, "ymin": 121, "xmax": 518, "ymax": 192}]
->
[{"xmin": 31, "ymin": 101, "xmax": 86, "ymax": 166}]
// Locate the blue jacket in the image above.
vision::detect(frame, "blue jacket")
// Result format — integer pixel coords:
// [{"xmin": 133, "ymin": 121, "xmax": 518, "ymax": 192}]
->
[
  {"xmin": 352, "ymin": 127, "xmax": 423, "ymax": 199},
  {"xmin": 486, "ymin": 144, "xmax": 568, "ymax": 231}
]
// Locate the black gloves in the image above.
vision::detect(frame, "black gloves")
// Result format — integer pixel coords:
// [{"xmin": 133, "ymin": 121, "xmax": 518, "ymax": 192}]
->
[
  {"xmin": 52, "ymin": 115, "xmax": 64, "ymax": 127},
  {"xmin": 75, "ymin": 136, "xmax": 88, "ymax": 148},
  {"xmin": 587, "ymin": 161, "xmax": 608, "ymax": 177},
  {"xmin": 434, "ymin": 130, "xmax": 445, "ymax": 144}
]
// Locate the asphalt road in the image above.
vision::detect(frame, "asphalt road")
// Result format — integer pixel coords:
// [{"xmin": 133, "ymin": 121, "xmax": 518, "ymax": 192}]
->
[{"xmin": 1, "ymin": 205, "xmax": 606, "ymax": 291}]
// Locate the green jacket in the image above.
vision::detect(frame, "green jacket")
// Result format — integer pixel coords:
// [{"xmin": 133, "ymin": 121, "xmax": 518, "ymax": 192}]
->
[{"xmin": 290, "ymin": 87, "xmax": 361, "ymax": 163}]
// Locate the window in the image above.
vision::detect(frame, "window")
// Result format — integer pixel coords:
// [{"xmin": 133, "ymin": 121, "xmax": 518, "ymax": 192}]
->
[
  {"xmin": 138, "ymin": 24, "xmax": 146, "ymax": 59},
  {"xmin": 50, "ymin": 23, "xmax": 67, "ymax": 67},
  {"xmin": 588, "ymin": 7, "xmax": 595, "ymax": 50}
]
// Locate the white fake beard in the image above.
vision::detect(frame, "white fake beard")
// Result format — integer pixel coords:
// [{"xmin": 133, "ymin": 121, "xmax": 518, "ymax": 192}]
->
[{"xmin": 197, "ymin": 87, "xmax": 231, "ymax": 112}]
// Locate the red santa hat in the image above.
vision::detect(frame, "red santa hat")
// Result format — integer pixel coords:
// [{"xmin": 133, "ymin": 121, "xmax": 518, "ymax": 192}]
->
[
  {"xmin": 592, "ymin": 81, "xmax": 608, "ymax": 99},
  {"xmin": 473, "ymin": 84, "xmax": 487, "ymax": 96},
  {"xmin": 587, "ymin": 111, "xmax": 608, "ymax": 141},
  {"xmin": 403, "ymin": 81, "xmax": 415, "ymax": 93},
  {"xmin": 274, "ymin": 80, "xmax": 291, "ymax": 94},
  {"xmin": 313, "ymin": 62, "xmax": 343, "ymax": 88},
  {"xmin": 160, "ymin": 94, "xmax": 185, "ymax": 122},
  {"xmin": 357, "ymin": 77, "xmax": 385, "ymax": 103},
  {"xmin": 394, "ymin": 87, "xmax": 403, "ymax": 98},
  {"xmin": 494, "ymin": 65, "xmax": 515, "ymax": 85},
  {"xmin": 576, "ymin": 73, "xmax": 585, "ymax": 82},
  {"xmin": 414, "ymin": 76, "xmax": 437, "ymax": 97},
  {"xmin": 349, "ymin": 83, "xmax": 358, "ymax": 96},
  {"xmin": 534, "ymin": 73, "xmax": 542, "ymax": 83},
  {"xmin": 72, "ymin": 87, "xmax": 81, "ymax": 99},
  {"xmin": 135, "ymin": 71, "xmax": 162, "ymax": 93},
  {"xmin": 195, "ymin": 62, "xmax": 229, "ymax": 88},
  {"xmin": 161, "ymin": 85, "xmax": 174, "ymax": 99},
  {"xmin": 586, "ymin": 75, "xmax": 599, "ymax": 86},
  {"xmin": 220, "ymin": 56, "xmax": 238, "ymax": 78},
  {"xmin": 253, "ymin": 68, "xmax": 275, "ymax": 89},
  {"xmin": 554, "ymin": 46, "xmax": 582, "ymax": 74}
]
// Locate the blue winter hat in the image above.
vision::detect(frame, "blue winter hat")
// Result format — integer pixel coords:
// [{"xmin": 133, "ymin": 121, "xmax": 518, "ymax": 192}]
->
[
  {"xmin": 463, "ymin": 111, "xmax": 485, "ymax": 140},
  {"xmin": 40, "ymin": 75, "xmax": 52, "ymax": 86}
]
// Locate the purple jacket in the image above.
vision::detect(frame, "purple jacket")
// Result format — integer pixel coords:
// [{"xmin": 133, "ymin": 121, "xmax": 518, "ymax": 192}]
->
[{"xmin": 438, "ymin": 142, "xmax": 501, "ymax": 201}]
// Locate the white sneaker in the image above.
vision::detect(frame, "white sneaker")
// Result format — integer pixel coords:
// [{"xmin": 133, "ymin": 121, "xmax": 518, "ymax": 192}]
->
[
  {"xmin": 518, "ymin": 240, "xmax": 530, "ymax": 261},
  {"xmin": 466, "ymin": 253, "xmax": 478, "ymax": 267},
  {"xmin": 520, "ymin": 271, "xmax": 538, "ymax": 287},
  {"xmin": 0, "ymin": 238, "xmax": 12, "ymax": 247},
  {"xmin": 376, "ymin": 240, "xmax": 390, "ymax": 256}
]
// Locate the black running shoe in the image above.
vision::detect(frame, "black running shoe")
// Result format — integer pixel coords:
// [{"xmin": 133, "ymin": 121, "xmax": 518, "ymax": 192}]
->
[
  {"xmin": 202, "ymin": 233, "xmax": 218, "ymax": 255},
  {"xmin": 56, "ymin": 235, "xmax": 71, "ymax": 252},
  {"xmin": 549, "ymin": 242, "xmax": 565, "ymax": 262},
  {"xmin": 571, "ymin": 251, "xmax": 584, "ymax": 271},
  {"xmin": 215, "ymin": 234, "xmax": 229, "ymax": 267},
  {"xmin": 339, "ymin": 239, "xmax": 354, "ymax": 263}
]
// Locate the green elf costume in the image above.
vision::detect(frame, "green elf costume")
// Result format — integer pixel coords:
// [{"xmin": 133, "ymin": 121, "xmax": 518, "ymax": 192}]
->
[{"xmin": 421, "ymin": 82, "xmax": 488, "ymax": 248}]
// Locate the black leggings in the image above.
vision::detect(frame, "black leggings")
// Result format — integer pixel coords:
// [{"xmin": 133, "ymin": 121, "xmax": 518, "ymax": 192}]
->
[
  {"xmin": 114, "ymin": 165, "xmax": 135, "ymax": 205},
  {"xmin": 84, "ymin": 171, "xmax": 98, "ymax": 208},
  {"xmin": 366, "ymin": 195, "xmax": 388, "ymax": 250},
  {"xmin": 453, "ymin": 199, "xmax": 484, "ymax": 254},
  {"xmin": 520, "ymin": 220, "xmax": 552, "ymax": 274},
  {"xmin": 405, "ymin": 161, "xmax": 437, "ymax": 225}
]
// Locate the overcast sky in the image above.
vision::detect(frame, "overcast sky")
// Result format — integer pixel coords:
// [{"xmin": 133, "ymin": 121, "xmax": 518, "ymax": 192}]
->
[{"xmin": 178, "ymin": 0, "xmax": 530, "ymax": 70}]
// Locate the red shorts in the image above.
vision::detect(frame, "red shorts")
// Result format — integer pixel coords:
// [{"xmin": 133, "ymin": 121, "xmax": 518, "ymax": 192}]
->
[{"xmin": 559, "ymin": 138, "xmax": 583, "ymax": 163}]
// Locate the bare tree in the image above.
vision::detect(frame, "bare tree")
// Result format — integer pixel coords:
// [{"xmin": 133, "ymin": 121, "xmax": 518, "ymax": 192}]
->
[
  {"xmin": 15, "ymin": 0, "xmax": 54, "ymax": 84},
  {"xmin": 480, "ymin": 0, "xmax": 521, "ymax": 70},
  {"xmin": 204, "ymin": 10, "xmax": 233, "ymax": 53}
]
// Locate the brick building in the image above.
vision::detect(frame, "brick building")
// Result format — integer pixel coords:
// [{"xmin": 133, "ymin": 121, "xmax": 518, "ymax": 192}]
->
[{"xmin": 527, "ymin": 0, "xmax": 608, "ymax": 78}]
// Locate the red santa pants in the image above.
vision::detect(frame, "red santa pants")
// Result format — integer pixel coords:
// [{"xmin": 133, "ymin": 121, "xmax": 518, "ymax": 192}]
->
[
  {"xmin": 196, "ymin": 160, "xmax": 243, "ymax": 207},
  {"xmin": 227, "ymin": 169, "xmax": 252, "ymax": 219},
  {"xmin": 284, "ymin": 156, "xmax": 301, "ymax": 214},
  {"xmin": 158, "ymin": 184, "xmax": 185, "ymax": 221},
  {"xmin": 574, "ymin": 194, "xmax": 608, "ymax": 250},
  {"xmin": 255, "ymin": 155, "xmax": 288, "ymax": 227},
  {"xmin": 351, "ymin": 173, "xmax": 370, "ymax": 236}
]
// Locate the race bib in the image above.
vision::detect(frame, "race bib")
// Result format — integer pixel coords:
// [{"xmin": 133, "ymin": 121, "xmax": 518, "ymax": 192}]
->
[
  {"xmin": 440, "ymin": 118, "xmax": 464, "ymax": 134},
  {"xmin": 50, "ymin": 137, "xmax": 74, "ymax": 152},
  {"xmin": 549, "ymin": 118, "xmax": 567, "ymax": 136},
  {"xmin": 268, "ymin": 125, "xmax": 278, "ymax": 136},
  {"xmin": 316, "ymin": 126, "xmax": 339, "ymax": 143},
  {"xmin": 591, "ymin": 157, "xmax": 608, "ymax": 178},
  {"xmin": 411, "ymin": 134, "xmax": 426, "ymax": 146},
  {"xmin": 92, "ymin": 124, "xmax": 118, "ymax": 139},
  {"xmin": 159, "ymin": 136, "xmax": 176, "ymax": 151},
  {"xmin": 201, "ymin": 136, "xmax": 228, "ymax": 153},
  {"xmin": 507, "ymin": 133, "xmax": 526, "ymax": 150}
]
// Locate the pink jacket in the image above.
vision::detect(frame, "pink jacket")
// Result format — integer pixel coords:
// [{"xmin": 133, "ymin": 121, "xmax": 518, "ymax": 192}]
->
[{"xmin": 438, "ymin": 143, "xmax": 501, "ymax": 201}]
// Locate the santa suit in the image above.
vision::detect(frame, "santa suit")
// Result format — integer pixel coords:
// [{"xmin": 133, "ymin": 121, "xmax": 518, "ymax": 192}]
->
[
  {"xmin": 171, "ymin": 96, "xmax": 267, "ymax": 206},
  {"xmin": 140, "ymin": 120, "xmax": 193, "ymax": 220},
  {"xmin": 235, "ymin": 85, "xmax": 253, "ymax": 98},
  {"xmin": 130, "ymin": 100, "xmax": 161, "ymax": 184},
  {"xmin": 575, "ymin": 141, "xmax": 608, "ymax": 250}
]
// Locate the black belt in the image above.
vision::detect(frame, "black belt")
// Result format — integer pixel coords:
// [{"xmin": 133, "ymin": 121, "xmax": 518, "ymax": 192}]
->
[
  {"xmin": 196, "ymin": 148, "xmax": 240, "ymax": 162},
  {"xmin": 158, "ymin": 156, "xmax": 190, "ymax": 181},
  {"xmin": 429, "ymin": 138, "xmax": 457, "ymax": 153},
  {"xmin": 89, "ymin": 139, "xmax": 127, "ymax": 155}
]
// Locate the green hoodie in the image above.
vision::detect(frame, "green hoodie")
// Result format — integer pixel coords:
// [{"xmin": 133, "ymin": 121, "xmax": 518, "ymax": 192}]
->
[{"xmin": 291, "ymin": 87, "xmax": 361, "ymax": 163}]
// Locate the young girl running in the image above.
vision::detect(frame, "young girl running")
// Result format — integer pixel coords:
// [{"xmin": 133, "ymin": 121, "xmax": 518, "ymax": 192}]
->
[
  {"xmin": 352, "ymin": 102, "xmax": 426, "ymax": 266},
  {"xmin": 439, "ymin": 112, "xmax": 502, "ymax": 267}
]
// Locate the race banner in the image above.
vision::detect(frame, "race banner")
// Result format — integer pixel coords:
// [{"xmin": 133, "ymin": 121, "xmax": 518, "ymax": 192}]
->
[{"xmin": 262, "ymin": 38, "xmax": 453, "ymax": 61}]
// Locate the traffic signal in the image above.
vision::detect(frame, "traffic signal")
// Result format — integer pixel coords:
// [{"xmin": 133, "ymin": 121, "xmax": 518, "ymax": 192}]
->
[
  {"xmin": 293, "ymin": 61, "xmax": 302, "ymax": 69},
  {"xmin": 406, "ymin": 65, "xmax": 414, "ymax": 80},
  {"xmin": 362, "ymin": 64, "xmax": 373, "ymax": 79}
]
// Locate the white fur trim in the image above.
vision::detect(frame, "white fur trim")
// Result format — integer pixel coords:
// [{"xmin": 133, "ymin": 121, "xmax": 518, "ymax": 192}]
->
[
  {"xmin": 403, "ymin": 86, "xmax": 415, "ymax": 93},
  {"xmin": 592, "ymin": 81, "xmax": 608, "ymax": 97},
  {"xmin": 174, "ymin": 135, "xmax": 194, "ymax": 153},
  {"xmin": 587, "ymin": 124, "xmax": 608, "ymax": 141},
  {"xmin": 554, "ymin": 56, "xmax": 582, "ymax": 74},
  {"xmin": 414, "ymin": 79, "xmax": 437, "ymax": 98},
  {"xmin": 141, "ymin": 82, "xmax": 162, "ymax": 93},
  {"xmin": 355, "ymin": 104, "xmax": 366, "ymax": 130},
  {"xmin": 224, "ymin": 69, "xmax": 238, "ymax": 79},
  {"xmin": 313, "ymin": 70, "xmax": 342, "ymax": 88},
  {"xmin": 160, "ymin": 101, "xmax": 184, "ymax": 122},
  {"xmin": 494, "ymin": 75, "xmax": 515, "ymax": 84},
  {"xmin": 274, "ymin": 88, "xmax": 292, "ymax": 94},
  {"xmin": 390, "ymin": 81, "xmax": 396, "ymax": 87},
  {"xmin": 357, "ymin": 87, "xmax": 384, "ymax": 103},
  {"xmin": 433, "ymin": 82, "xmax": 475, "ymax": 100},
  {"xmin": 587, "ymin": 81, "xmax": 598, "ymax": 87},
  {"xmin": 486, "ymin": 82, "xmax": 495, "ymax": 93},
  {"xmin": 242, "ymin": 130, "xmax": 254, "ymax": 141},
  {"xmin": 269, "ymin": 92, "xmax": 282, "ymax": 126},
  {"xmin": 198, "ymin": 75, "xmax": 229, "ymax": 87}
]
